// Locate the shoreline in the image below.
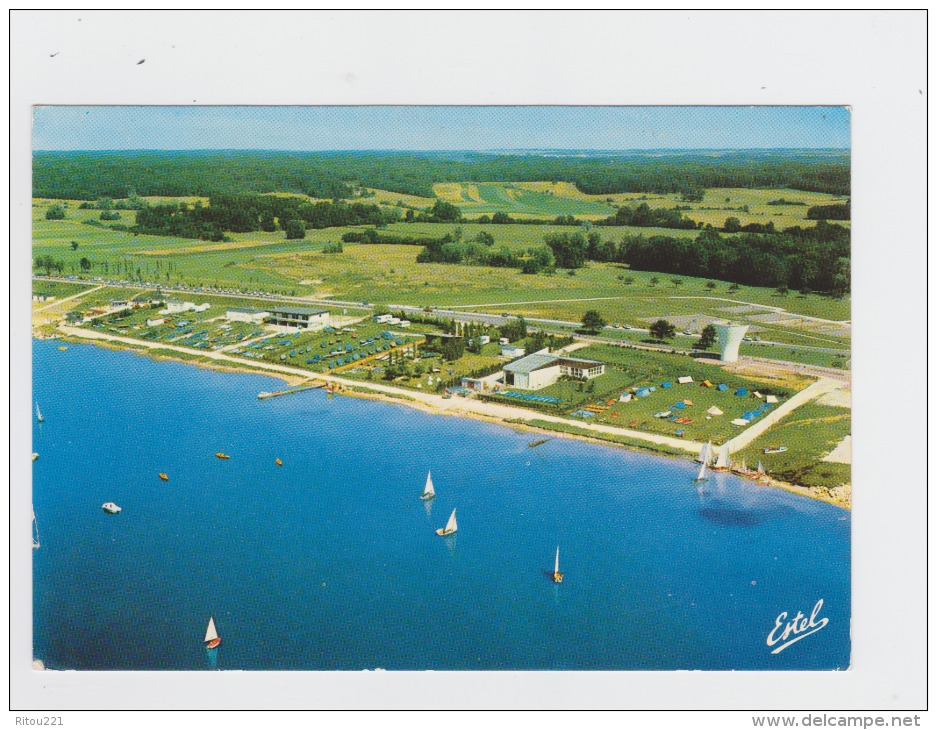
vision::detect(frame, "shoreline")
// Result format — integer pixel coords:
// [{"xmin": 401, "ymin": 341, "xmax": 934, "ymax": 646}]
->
[{"xmin": 49, "ymin": 331, "xmax": 851, "ymax": 511}]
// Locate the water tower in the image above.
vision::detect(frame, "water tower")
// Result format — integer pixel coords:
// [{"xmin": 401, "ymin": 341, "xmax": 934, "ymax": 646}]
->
[{"xmin": 713, "ymin": 323, "xmax": 749, "ymax": 363}]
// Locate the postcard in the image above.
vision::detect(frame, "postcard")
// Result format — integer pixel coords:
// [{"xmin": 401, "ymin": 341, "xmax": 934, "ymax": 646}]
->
[{"xmin": 29, "ymin": 105, "xmax": 852, "ymax": 673}]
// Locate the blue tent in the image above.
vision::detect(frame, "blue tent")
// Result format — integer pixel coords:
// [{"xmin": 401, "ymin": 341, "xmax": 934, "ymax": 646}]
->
[
  {"xmin": 636, "ymin": 388, "xmax": 651, "ymax": 398},
  {"xmin": 735, "ymin": 387, "xmax": 748, "ymax": 396},
  {"xmin": 742, "ymin": 410, "xmax": 760, "ymax": 420},
  {"xmin": 672, "ymin": 401, "xmax": 686, "ymax": 409},
  {"xmin": 661, "ymin": 382, "xmax": 672, "ymax": 388},
  {"xmin": 717, "ymin": 383, "xmax": 728, "ymax": 391}
]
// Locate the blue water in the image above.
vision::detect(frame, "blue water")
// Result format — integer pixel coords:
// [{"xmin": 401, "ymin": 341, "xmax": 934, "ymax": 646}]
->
[{"xmin": 32, "ymin": 341, "xmax": 850, "ymax": 671}]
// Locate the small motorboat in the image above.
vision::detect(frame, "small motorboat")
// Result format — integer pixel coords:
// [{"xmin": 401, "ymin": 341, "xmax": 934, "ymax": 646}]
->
[
  {"xmin": 102, "ymin": 502, "xmax": 122, "ymax": 514},
  {"xmin": 528, "ymin": 438, "xmax": 550, "ymax": 449},
  {"xmin": 762, "ymin": 446, "xmax": 788, "ymax": 454},
  {"xmin": 215, "ymin": 453, "xmax": 230, "ymax": 460},
  {"xmin": 275, "ymin": 458, "xmax": 283, "ymax": 466},
  {"xmin": 58, "ymin": 346, "xmax": 68, "ymax": 352},
  {"xmin": 204, "ymin": 616, "xmax": 221, "ymax": 649},
  {"xmin": 158, "ymin": 473, "xmax": 169, "ymax": 481},
  {"xmin": 436, "ymin": 509, "xmax": 457, "ymax": 536},
  {"xmin": 553, "ymin": 546, "xmax": 564, "ymax": 584},
  {"xmin": 32, "ymin": 453, "xmax": 39, "ymax": 462}
]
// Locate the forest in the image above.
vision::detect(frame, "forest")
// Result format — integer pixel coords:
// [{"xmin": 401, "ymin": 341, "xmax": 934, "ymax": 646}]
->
[{"xmin": 33, "ymin": 149, "xmax": 851, "ymax": 200}]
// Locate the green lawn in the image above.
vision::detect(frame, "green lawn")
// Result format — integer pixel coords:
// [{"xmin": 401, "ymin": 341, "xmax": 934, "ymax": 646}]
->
[{"xmin": 733, "ymin": 402, "xmax": 851, "ymax": 488}]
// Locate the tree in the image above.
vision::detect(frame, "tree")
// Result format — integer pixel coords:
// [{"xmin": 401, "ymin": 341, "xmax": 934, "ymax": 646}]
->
[
  {"xmin": 649, "ymin": 277, "xmax": 660, "ymax": 286},
  {"xmin": 45, "ymin": 205, "xmax": 66, "ymax": 220},
  {"xmin": 724, "ymin": 217, "xmax": 741, "ymax": 233},
  {"xmin": 705, "ymin": 281, "xmax": 716, "ymax": 290},
  {"xmin": 649, "ymin": 319, "xmax": 676, "ymax": 342},
  {"xmin": 284, "ymin": 220, "xmax": 306, "ymax": 239},
  {"xmin": 671, "ymin": 277, "xmax": 683, "ymax": 287},
  {"xmin": 623, "ymin": 276, "xmax": 634, "ymax": 285},
  {"xmin": 728, "ymin": 283, "xmax": 740, "ymax": 293},
  {"xmin": 581, "ymin": 309, "xmax": 606, "ymax": 332},
  {"xmin": 69, "ymin": 241, "xmax": 79, "ymax": 251},
  {"xmin": 696, "ymin": 324, "xmax": 717, "ymax": 350},
  {"xmin": 475, "ymin": 230, "xmax": 494, "ymax": 246},
  {"xmin": 543, "ymin": 232, "xmax": 587, "ymax": 268},
  {"xmin": 775, "ymin": 285, "xmax": 789, "ymax": 296},
  {"xmin": 79, "ymin": 257, "xmax": 92, "ymax": 272}
]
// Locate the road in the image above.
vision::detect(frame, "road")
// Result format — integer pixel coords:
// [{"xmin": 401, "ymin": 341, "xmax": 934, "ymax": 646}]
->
[{"xmin": 58, "ymin": 325, "xmax": 705, "ymax": 455}]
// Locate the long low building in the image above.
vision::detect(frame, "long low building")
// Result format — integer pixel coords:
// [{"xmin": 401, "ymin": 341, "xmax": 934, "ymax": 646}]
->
[
  {"xmin": 266, "ymin": 306, "xmax": 330, "ymax": 330},
  {"xmin": 226, "ymin": 306, "xmax": 270, "ymax": 324},
  {"xmin": 503, "ymin": 352, "xmax": 605, "ymax": 390}
]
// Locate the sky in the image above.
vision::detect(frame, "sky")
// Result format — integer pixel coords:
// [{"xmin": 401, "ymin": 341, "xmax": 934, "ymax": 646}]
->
[{"xmin": 32, "ymin": 106, "xmax": 850, "ymax": 152}]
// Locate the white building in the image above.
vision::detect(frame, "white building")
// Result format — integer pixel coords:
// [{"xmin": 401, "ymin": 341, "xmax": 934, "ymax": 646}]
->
[
  {"xmin": 166, "ymin": 299, "xmax": 196, "ymax": 313},
  {"xmin": 501, "ymin": 344, "xmax": 526, "ymax": 358},
  {"xmin": 193, "ymin": 303, "xmax": 210, "ymax": 313},
  {"xmin": 146, "ymin": 318, "xmax": 165, "ymax": 327},
  {"xmin": 226, "ymin": 307, "xmax": 270, "ymax": 324},
  {"xmin": 503, "ymin": 353, "xmax": 606, "ymax": 391},
  {"xmin": 267, "ymin": 306, "xmax": 330, "ymax": 330}
]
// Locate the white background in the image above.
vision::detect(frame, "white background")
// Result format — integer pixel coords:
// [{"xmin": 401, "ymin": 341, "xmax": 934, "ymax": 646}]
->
[{"xmin": 7, "ymin": 9, "xmax": 928, "ymax": 724}]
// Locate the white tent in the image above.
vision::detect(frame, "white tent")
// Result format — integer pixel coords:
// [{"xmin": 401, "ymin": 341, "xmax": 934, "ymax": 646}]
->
[
  {"xmin": 766, "ymin": 395, "xmax": 779, "ymax": 404},
  {"xmin": 619, "ymin": 393, "xmax": 633, "ymax": 402},
  {"xmin": 753, "ymin": 391, "xmax": 763, "ymax": 399},
  {"xmin": 706, "ymin": 406, "xmax": 723, "ymax": 416},
  {"xmin": 731, "ymin": 418, "xmax": 750, "ymax": 426},
  {"xmin": 677, "ymin": 376, "xmax": 693, "ymax": 384}
]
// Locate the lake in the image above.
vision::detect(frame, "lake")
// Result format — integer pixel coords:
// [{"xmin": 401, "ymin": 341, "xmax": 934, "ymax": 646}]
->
[{"xmin": 32, "ymin": 340, "xmax": 850, "ymax": 670}]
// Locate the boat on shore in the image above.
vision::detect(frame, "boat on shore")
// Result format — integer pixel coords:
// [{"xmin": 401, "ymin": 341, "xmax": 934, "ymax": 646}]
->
[
  {"xmin": 421, "ymin": 471, "xmax": 436, "ymax": 501},
  {"xmin": 528, "ymin": 438, "xmax": 550, "ymax": 449},
  {"xmin": 215, "ymin": 453, "xmax": 230, "ymax": 460},
  {"xmin": 696, "ymin": 441, "xmax": 713, "ymax": 464},
  {"xmin": 158, "ymin": 473, "xmax": 169, "ymax": 481},
  {"xmin": 32, "ymin": 453, "xmax": 39, "ymax": 462},
  {"xmin": 102, "ymin": 502, "xmax": 122, "ymax": 514},
  {"xmin": 436, "ymin": 508, "xmax": 457, "ymax": 536},
  {"xmin": 553, "ymin": 546, "xmax": 564, "ymax": 583},
  {"xmin": 763, "ymin": 446, "xmax": 788, "ymax": 454},
  {"xmin": 713, "ymin": 446, "xmax": 731, "ymax": 472},
  {"xmin": 204, "ymin": 616, "xmax": 221, "ymax": 649}
]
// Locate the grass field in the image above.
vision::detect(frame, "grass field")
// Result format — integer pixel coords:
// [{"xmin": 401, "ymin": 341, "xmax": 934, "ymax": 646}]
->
[
  {"xmin": 733, "ymin": 402, "xmax": 851, "ymax": 488},
  {"xmin": 32, "ymin": 198, "xmax": 851, "ymax": 358}
]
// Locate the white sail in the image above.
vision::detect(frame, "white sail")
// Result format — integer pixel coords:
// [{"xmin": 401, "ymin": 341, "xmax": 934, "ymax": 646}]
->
[
  {"xmin": 715, "ymin": 446, "xmax": 730, "ymax": 469},
  {"xmin": 697, "ymin": 462, "xmax": 707, "ymax": 481},
  {"xmin": 741, "ymin": 459, "xmax": 747, "ymax": 473},
  {"xmin": 757, "ymin": 460, "xmax": 765, "ymax": 474},
  {"xmin": 697, "ymin": 442, "xmax": 712, "ymax": 464},
  {"xmin": 205, "ymin": 616, "xmax": 219, "ymax": 643},
  {"xmin": 35, "ymin": 402, "xmax": 43, "ymax": 421},
  {"xmin": 554, "ymin": 546, "xmax": 560, "ymax": 574},
  {"xmin": 445, "ymin": 509, "xmax": 457, "ymax": 533},
  {"xmin": 32, "ymin": 510, "xmax": 40, "ymax": 549},
  {"xmin": 422, "ymin": 471, "xmax": 435, "ymax": 498}
]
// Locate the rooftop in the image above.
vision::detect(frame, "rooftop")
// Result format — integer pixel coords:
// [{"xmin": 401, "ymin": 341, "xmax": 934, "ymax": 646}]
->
[
  {"xmin": 227, "ymin": 306, "xmax": 268, "ymax": 314},
  {"xmin": 269, "ymin": 306, "xmax": 329, "ymax": 316},
  {"xmin": 503, "ymin": 352, "xmax": 559, "ymax": 374}
]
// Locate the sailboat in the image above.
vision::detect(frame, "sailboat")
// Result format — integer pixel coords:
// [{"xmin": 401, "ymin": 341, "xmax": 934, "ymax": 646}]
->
[
  {"xmin": 757, "ymin": 460, "xmax": 765, "ymax": 474},
  {"xmin": 436, "ymin": 508, "xmax": 457, "ymax": 536},
  {"xmin": 714, "ymin": 446, "xmax": 731, "ymax": 472},
  {"xmin": 552, "ymin": 546, "xmax": 564, "ymax": 583},
  {"xmin": 421, "ymin": 471, "xmax": 436, "ymax": 501},
  {"xmin": 696, "ymin": 441, "xmax": 712, "ymax": 464},
  {"xmin": 32, "ymin": 511, "xmax": 40, "ymax": 549},
  {"xmin": 204, "ymin": 616, "xmax": 221, "ymax": 649},
  {"xmin": 35, "ymin": 402, "xmax": 44, "ymax": 423},
  {"xmin": 694, "ymin": 461, "xmax": 709, "ymax": 483}
]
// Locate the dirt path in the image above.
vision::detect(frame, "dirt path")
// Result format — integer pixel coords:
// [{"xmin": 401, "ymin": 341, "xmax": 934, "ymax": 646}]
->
[
  {"xmin": 59, "ymin": 325, "xmax": 704, "ymax": 454},
  {"xmin": 34, "ymin": 284, "xmax": 105, "ymax": 312}
]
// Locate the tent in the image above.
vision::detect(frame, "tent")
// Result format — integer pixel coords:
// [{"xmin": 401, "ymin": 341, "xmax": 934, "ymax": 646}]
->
[
  {"xmin": 731, "ymin": 418, "xmax": 750, "ymax": 426},
  {"xmin": 742, "ymin": 411, "xmax": 760, "ymax": 421},
  {"xmin": 753, "ymin": 391, "xmax": 763, "ymax": 399},
  {"xmin": 661, "ymin": 381, "xmax": 672, "ymax": 389},
  {"xmin": 700, "ymin": 380, "xmax": 713, "ymax": 388},
  {"xmin": 677, "ymin": 376, "xmax": 693, "ymax": 384},
  {"xmin": 654, "ymin": 411, "xmax": 672, "ymax": 418},
  {"xmin": 735, "ymin": 387, "xmax": 748, "ymax": 396},
  {"xmin": 683, "ymin": 399, "xmax": 693, "ymax": 406},
  {"xmin": 619, "ymin": 393, "xmax": 633, "ymax": 403},
  {"xmin": 717, "ymin": 383, "xmax": 729, "ymax": 391},
  {"xmin": 765, "ymin": 395, "xmax": 779, "ymax": 404},
  {"xmin": 649, "ymin": 386, "xmax": 656, "ymax": 392},
  {"xmin": 635, "ymin": 388, "xmax": 651, "ymax": 398},
  {"xmin": 706, "ymin": 406, "xmax": 723, "ymax": 416},
  {"xmin": 672, "ymin": 401, "xmax": 686, "ymax": 409}
]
